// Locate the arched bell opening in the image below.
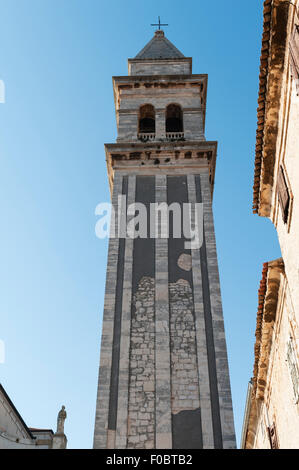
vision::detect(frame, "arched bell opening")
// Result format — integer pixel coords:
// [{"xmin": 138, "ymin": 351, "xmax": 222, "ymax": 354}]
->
[
  {"xmin": 165, "ymin": 104, "xmax": 183, "ymax": 133},
  {"xmin": 139, "ymin": 104, "xmax": 156, "ymax": 134}
]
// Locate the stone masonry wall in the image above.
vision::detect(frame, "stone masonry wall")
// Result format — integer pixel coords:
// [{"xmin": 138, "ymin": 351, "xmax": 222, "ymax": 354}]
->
[
  {"xmin": 169, "ymin": 278, "xmax": 200, "ymax": 414},
  {"xmin": 129, "ymin": 60, "xmax": 191, "ymax": 76},
  {"xmin": 127, "ymin": 277, "xmax": 155, "ymax": 449}
]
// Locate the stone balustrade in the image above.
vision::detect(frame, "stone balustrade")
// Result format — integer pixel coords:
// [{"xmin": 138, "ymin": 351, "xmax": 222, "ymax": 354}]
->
[
  {"xmin": 165, "ymin": 132, "xmax": 185, "ymax": 140},
  {"xmin": 137, "ymin": 133, "xmax": 156, "ymax": 142},
  {"xmin": 137, "ymin": 132, "xmax": 185, "ymax": 143}
]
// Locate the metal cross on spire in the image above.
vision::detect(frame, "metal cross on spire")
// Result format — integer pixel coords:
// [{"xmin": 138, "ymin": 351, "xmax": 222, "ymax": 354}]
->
[{"xmin": 151, "ymin": 16, "xmax": 168, "ymax": 30}]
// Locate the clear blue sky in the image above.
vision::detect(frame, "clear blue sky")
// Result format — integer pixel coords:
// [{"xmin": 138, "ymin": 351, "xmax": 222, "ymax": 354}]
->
[{"xmin": 0, "ymin": 0, "xmax": 281, "ymax": 448}]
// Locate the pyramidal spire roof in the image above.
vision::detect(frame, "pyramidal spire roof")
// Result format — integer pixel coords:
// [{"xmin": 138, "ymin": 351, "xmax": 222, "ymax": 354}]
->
[{"xmin": 135, "ymin": 30, "xmax": 185, "ymax": 60}]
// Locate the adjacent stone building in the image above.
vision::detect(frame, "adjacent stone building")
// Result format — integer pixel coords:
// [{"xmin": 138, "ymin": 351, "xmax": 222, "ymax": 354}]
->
[
  {"xmin": 0, "ymin": 383, "xmax": 67, "ymax": 449},
  {"xmin": 93, "ymin": 29, "xmax": 236, "ymax": 449},
  {"xmin": 242, "ymin": 0, "xmax": 299, "ymax": 449}
]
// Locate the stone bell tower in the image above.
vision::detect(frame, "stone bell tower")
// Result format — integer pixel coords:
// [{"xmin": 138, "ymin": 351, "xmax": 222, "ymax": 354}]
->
[{"xmin": 93, "ymin": 29, "xmax": 236, "ymax": 449}]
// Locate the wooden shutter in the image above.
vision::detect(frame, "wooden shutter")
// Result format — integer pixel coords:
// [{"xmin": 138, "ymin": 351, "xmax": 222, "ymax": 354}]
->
[
  {"xmin": 268, "ymin": 423, "xmax": 279, "ymax": 449},
  {"xmin": 290, "ymin": 9, "xmax": 299, "ymax": 94},
  {"xmin": 277, "ymin": 166, "xmax": 290, "ymax": 224}
]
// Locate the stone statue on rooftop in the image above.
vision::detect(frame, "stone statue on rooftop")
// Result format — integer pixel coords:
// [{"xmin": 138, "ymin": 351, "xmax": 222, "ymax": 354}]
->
[{"xmin": 56, "ymin": 405, "xmax": 67, "ymax": 434}]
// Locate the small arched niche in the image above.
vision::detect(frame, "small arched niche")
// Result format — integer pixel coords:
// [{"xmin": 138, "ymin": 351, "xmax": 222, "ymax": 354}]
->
[
  {"xmin": 166, "ymin": 104, "xmax": 183, "ymax": 133},
  {"xmin": 139, "ymin": 104, "xmax": 155, "ymax": 133}
]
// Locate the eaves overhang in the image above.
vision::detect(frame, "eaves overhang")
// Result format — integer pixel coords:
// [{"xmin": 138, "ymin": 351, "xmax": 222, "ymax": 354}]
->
[
  {"xmin": 104, "ymin": 140, "xmax": 217, "ymax": 198},
  {"xmin": 253, "ymin": 0, "xmax": 293, "ymax": 216}
]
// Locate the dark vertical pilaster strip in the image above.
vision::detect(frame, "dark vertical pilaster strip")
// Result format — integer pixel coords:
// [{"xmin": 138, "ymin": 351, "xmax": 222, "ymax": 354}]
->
[
  {"xmin": 195, "ymin": 175, "xmax": 223, "ymax": 449},
  {"xmin": 115, "ymin": 175, "xmax": 136, "ymax": 448},
  {"xmin": 155, "ymin": 174, "xmax": 172, "ymax": 449},
  {"xmin": 128, "ymin": 176, "xmax": 156, "ymax": 449},
  {"xmin": 107, "ymin": 176, "xmax": 128, "ymax": 443},
  {"xmin": 167, "ymin": 175, "xmax": 203, "ymax": 449},
  {"xmin": 132, "ymin": 176, "xmax": 155, "ymax": 292},
  {"xmin": 187, "ymin": 174, "xmax": 214, "ymax": 448}
]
